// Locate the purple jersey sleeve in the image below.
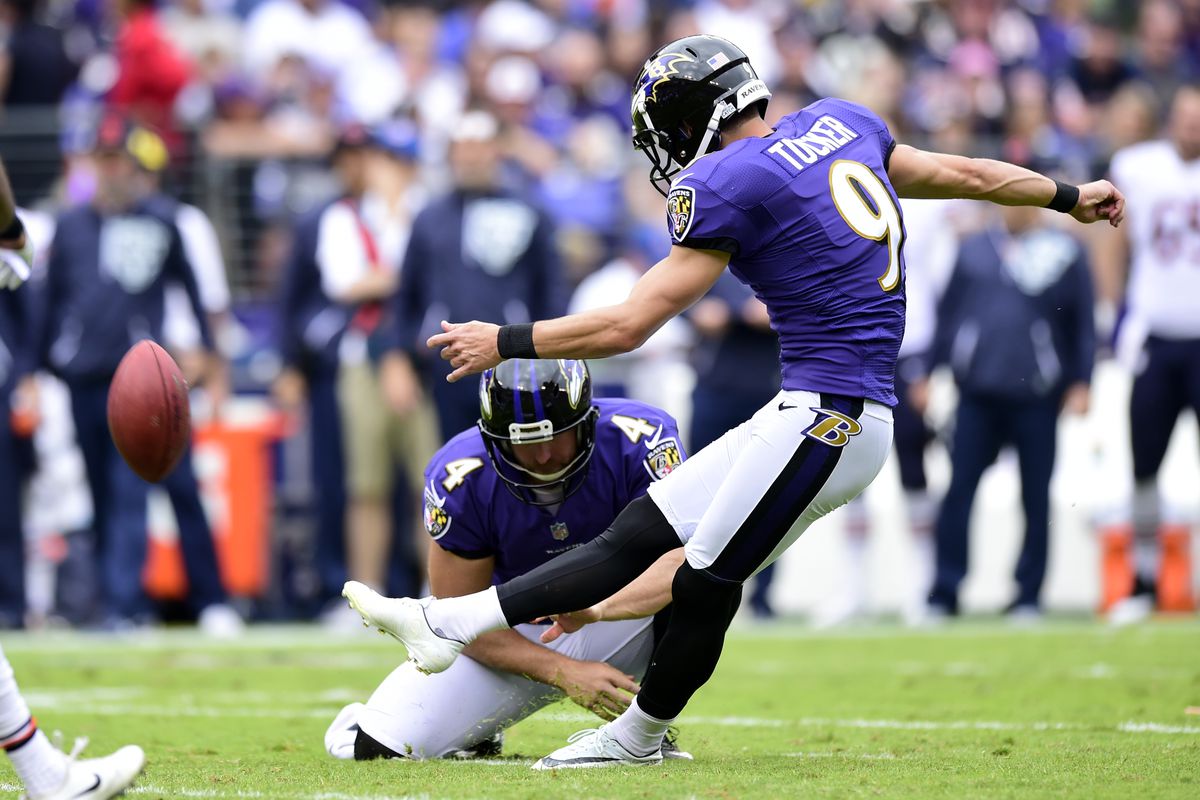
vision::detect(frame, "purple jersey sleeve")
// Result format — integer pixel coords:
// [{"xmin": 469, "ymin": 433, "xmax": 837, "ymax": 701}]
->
[
  {"xmin": 592, "ymin": 398, "xmax": 688, "ymax": 499},
  {"xmin": 665, "ymin": 174, "xmax": 758, "ymax": 256},
  {"xmin": 422, "ymin": 431, "xmax": 493, "ymax": 560}
]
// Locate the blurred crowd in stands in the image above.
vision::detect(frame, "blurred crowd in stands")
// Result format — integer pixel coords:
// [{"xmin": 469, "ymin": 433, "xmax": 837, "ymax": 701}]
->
[
  {"xmin": 4, "ymin": 0, "xmax": 1196, "ymax": 287},
  {"xmin": 0, "ymin": 0, "xmax": 1197, "ymax": 632}
]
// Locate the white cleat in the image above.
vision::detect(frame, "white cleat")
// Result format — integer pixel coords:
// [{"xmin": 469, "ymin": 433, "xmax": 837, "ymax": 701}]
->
[
  {"xmin": 661, "ymin": 728, "xmax": 693, "ymax": 760},
  {"xmin": 26, "ymin": 742, "xmax": 145, "ymax": 800},
  {"xmin": 197, "ymin": 603, "xmax": 244, "ymax": 638},
  {"xmin": 341, "ymin": 581, "xmax": 463, "ymax": 674},
  {"xmin": 1108, "ymin": 594, "xmax": 1154, "ymax": 627},
  {"xmin": 531, "ymin": 726, "xmax": 663, "ymax": 770}
]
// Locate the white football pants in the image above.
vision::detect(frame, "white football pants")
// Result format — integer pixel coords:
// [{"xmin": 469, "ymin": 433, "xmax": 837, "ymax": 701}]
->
[
  {"xmin": 0, "ymin": 645, "xmax": 29, "ymax": 736},
  {"xmin": 325, "ymin": 617, "xmax": 654, "ymax": 760},
  {"xmin": 649, "ymin": 390, "xmax": 894, "ymax": 582}
]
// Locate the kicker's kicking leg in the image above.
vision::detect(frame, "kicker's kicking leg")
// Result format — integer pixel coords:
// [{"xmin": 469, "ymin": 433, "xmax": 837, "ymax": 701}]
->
[{"xmin": 343, "ymin": 495, "xmax": 681, "ymax": 673}]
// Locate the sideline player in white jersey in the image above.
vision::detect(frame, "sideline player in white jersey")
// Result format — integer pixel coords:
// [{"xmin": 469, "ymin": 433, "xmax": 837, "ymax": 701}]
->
[
  {"xmin": 1104, "ymin": 83, "xmax": 1200, "ymax": 622},
  {"xmin": 345, "ymin": 35, "xmax": 1124, "ymax": 769},
  {"xmin": 0, "ymin": 159, "xmax": 144, "ymax": 798}
]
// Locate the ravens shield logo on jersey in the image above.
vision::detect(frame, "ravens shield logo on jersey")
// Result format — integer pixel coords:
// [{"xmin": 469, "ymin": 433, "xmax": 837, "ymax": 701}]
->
[
  {"xmin": 667, "ymin": 185, "xmax": 695, "ymax": 242},
  {"xmin": 644, "ymin": 438, "xmax": 683, "ymax": 480}
]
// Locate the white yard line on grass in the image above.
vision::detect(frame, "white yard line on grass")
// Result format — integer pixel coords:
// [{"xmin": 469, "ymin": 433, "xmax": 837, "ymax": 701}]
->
[
  {"xmin": 5, "ymin": 777, "xmax": 513, "ymax": 799},
  {"xmin": 1117, "ymin": 721, "xmax": 1200, "ymax": 734},
  {"xmin": 126, "ymin": 785, "xmax": 438, "ymax": 800},
  {"xmin": 34, "ymin": 702, "xmax": 335, "ymax": 719},
  {"xmin": 3, "ymin": 619, "xmax": 1199, "ymax": 655},
  {"xmin": 784, "ymin": 752, "xmax": 900, "ymax": 760},
  {"xmin": 727, "ymin": 620, "xmax": 1200, "ymax": 640},
  {"xmin": 22, "ymin": 697, "xmax": 1200, "ymax": 737},
  {"xmin": 544, "ymin": 711, "xmax": 1200, "ymax": 736}
]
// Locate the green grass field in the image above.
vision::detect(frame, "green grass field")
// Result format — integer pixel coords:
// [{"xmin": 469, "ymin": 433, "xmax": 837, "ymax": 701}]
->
[{"xmin": 2, "ymin": 619, "xmax": 1198, "ymax": 799}]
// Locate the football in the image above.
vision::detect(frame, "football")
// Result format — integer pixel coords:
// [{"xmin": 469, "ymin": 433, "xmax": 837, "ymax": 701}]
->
[{"xmin": 107, "ymin": 339, "xmax": 191, "ymax": 483}]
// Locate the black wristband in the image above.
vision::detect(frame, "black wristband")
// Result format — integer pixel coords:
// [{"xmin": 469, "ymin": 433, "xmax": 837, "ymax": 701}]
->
[
  {"xmin": 0, "ymin": 214, "xmax": 24, "ymax": 241},
  {"xmin": 1046, "ymin": 180, "xmax": 1080, "ymax": 214},
  {"xmin": 497, "ymin": 323, "xmax": 538, "ymax": 360}
]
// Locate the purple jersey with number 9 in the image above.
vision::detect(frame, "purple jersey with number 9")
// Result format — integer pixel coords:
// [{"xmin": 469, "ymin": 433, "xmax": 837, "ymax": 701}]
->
[{"xmin": 666, "ymin": 97, "xmax": 905, "ymax": 405}]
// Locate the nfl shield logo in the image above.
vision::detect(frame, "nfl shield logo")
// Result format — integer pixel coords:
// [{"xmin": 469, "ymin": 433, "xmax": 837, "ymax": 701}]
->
[{"xmin": 550, "ymin": 522, "xmax": 570, "ymax": 541}]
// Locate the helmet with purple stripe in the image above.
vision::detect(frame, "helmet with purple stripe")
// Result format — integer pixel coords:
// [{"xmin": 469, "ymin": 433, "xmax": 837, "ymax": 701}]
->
[
  {"xmin": 478, "ymin": 359, "xmax": 599, "ymax": 506},
  {"xmin": 632, "ymin": 34, "xmax": 771, "ymax": 196}
]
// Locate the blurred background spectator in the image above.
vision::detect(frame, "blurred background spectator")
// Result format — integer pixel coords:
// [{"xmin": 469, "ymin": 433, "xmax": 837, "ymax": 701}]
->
[
  {"xmin": 30, "ymin": 115, "xmax": 225, "ymax": 630},
  {"xmin": 319, "ymin": 120, "xmax": 437, "ymax": 607},
  {"xmin": 271, "ymin": 126, "xmax": 367, "ymax": 621},
  {"xmin": 0, "ymin": 0, "xmax": 78, "ymax": 109},
  {"xmin": 0, "ymin": 237, "xmax": 33, "ymax": 629},
  {"xmin": 924, "ymin": 201, "xmax": 1095, "ymax": 622},
  {"xmin": 0, "ymin": 0, "xmax": 1196, "ymax": 629},
  {"xmin": 381, "ymin": 110, "xmax": 566, "ymax": 441}
]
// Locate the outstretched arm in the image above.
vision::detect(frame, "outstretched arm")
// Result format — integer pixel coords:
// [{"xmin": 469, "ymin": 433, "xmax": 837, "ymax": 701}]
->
[
  {"xmin": 887, "ymin": 144, "xmax": 1125, "ymax": 227},
  {"xmin": 427, "ymin": 245, "xmax": 730, "ymax": 382}
]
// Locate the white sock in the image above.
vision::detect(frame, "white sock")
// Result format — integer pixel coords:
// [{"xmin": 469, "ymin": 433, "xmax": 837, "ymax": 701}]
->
[
  {"xmin": 0, "ymin": 649, "xmax": 68, "ymax": 797},
  {"xmin": 904, "ymin": 489, "xmax": 936, "ymax": 538},
  {"xmin": 0, "ymin": 646, "xmax": 31, "ymax": 737},
  {"xmin": 607, "ymin": 698, "xmax": 673, "ymax": 757},
  {"xmin": 840, "ymin": 501, "xmax": 870, "ymax": 613},
  {"xmin": 424, "ymin": 586, "xmax": 509, "ymax": 644},
  {"xmin": 7, "ymin": 730, "xmax": 69, "ymax": 797},
  {"xmin": 905, "ymin": 490, "xmax": 937, "ymax": 612}
]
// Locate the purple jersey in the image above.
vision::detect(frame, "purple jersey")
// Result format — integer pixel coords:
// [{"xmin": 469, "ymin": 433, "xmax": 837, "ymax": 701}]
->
[
  {"xmin": 666, "ymin": 98, "xmax": 905, "ymax": 405},
  {"xmin": 423, "ymin": 397, "xmax": 685, "ymax": 584}
]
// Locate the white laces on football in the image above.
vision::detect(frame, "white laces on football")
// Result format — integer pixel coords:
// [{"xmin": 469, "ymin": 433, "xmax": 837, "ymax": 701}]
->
[{"xmin": 50, "ymin": 731, "xmax": 90, "ymax": 762}]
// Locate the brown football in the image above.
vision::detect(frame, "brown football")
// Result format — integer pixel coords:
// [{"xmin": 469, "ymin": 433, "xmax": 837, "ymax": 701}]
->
[{"xmin": 107, "ymin": 340, "xmax": 191, "ymax": 483}]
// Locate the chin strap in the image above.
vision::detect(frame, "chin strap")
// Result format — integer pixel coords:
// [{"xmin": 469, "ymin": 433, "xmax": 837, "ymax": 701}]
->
[{"xmin": 688, "ymin": 101, "xmax": 730, "ymax": 169}]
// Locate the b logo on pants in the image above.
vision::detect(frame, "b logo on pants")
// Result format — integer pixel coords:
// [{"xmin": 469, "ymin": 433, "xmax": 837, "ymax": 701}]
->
[{"xmin": 802, "ymin": 408, "xmax": 862, "ymax": 447}]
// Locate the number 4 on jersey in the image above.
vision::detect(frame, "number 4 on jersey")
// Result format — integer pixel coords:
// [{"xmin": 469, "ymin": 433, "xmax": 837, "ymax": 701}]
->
[
  {"xmin": 442, "ymin": 457, "xmax": 484, "ymax": 492},
  {"xmin": 611, "ymin": 414, "xmax": 659, "ymax": 444}
]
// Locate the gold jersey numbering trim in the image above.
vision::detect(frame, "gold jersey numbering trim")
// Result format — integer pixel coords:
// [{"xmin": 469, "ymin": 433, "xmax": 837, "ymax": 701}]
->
[{"xmin": 827, "ymin": 159, "xmax": 904, "ymax": 293}]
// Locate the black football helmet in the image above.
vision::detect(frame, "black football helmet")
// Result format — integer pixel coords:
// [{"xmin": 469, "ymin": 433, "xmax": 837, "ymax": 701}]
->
[
  {"xmin": 631, "ymin": 35, "xmax": 772, "ymax": 196},
  {"xmin": 478, "ymin": 359, "xmax": 599, "ymax": 506}
]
